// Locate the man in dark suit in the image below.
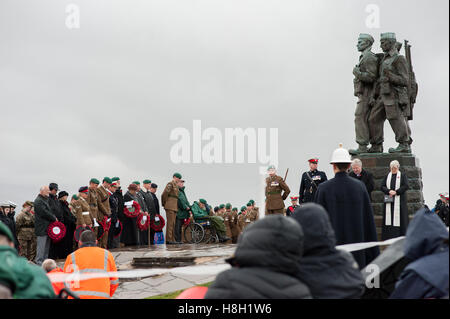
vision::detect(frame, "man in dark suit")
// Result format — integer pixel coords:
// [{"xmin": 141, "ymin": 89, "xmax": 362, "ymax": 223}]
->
[
  {"xmin": 314, "ymin": 144, "xmax": 379, "ymax": 269},
  {"xmin": 349, "ymin": 158, "xmax": 375, "ymax": 199}
]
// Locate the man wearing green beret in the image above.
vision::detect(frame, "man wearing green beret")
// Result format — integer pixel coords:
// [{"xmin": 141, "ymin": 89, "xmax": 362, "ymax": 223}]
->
[
  {"xmin": 96, "ymin": 177, "xmax": 112, "ymax": 248},
  {"xmin": 161, "ymin": 173, "xmax": 182, "ymax": 244},
  {"xmin": 247, "ymin": 201, "xmax": 259, "ymax": 224},
  {"xmin": 0, "ymin": 221, "xmax": 55, "ymax": 299},
  {"xmin": 237, "ymin": 206, "xmax": 247, "ymax": 234},
  {"xmin": 87, "ymin": 178, "xmax": 100, "ymax": 238},
  {"xmin": 227, "ymin": 204, "xmax": 240, "ymax": 244},
  {"xmin": 222, "ymin": 204, "xmax": 233, "ymax": 244},
  {"xmin": 368, "ymin": 32, "xmax": 411, "ymax": 154},
  {"xmin": 191, "ymin": 199, "xmax": 230, "ymax": 243},
  {"xmin": 175, "ymin": 180, "xmax": 190, "ymax": 244},
  {"xmin": 217, "ymin": 204, "xmax": 226, "ymax": 219}
]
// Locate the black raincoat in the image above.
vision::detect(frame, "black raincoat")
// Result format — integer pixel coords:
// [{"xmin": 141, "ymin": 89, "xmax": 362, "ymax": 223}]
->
[
  {"xmin": 291, "ymin": 203, "xmax": 365, "ymax": 298},
  {"xmin": 314, "ymin": 171, "xmax": 379, "ymax": 268},
  {"xmin": 205, "ymin": 215, "xmax": 311, "ymax": 299}
]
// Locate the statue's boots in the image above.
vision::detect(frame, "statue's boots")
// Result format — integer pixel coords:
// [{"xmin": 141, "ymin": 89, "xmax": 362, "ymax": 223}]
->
[
  {"xmin": 367, "ymin": 144, "xmax": 383, "ymax": 153},
  {"xmin": 388, "ymin": 143, "xmax": 411, "ymax": 153},
  {"xmin": 349, "ymin": 145, "xmax": 369, "ymax": 155}
]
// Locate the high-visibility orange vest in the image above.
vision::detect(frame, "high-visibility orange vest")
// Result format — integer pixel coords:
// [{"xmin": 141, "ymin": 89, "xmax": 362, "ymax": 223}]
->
[
  {"xmin": 63, "ymin": 246, "xmax": 118, "ymax": 299},
  {"xmin": 47, "ymin": 267, "xmax": 65, "ymax": 296}
]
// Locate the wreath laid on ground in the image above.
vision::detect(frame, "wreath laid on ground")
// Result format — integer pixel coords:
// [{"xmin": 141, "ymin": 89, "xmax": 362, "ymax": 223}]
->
[
  {"xmin": 47, "ymin": 221, "xmax": 66, "ymax": 243},
  {"xmin": 150, "ymin": 214, "xmax": 165, "ymax": 231},
  {"xmin": 136, "ymin": 213, "xmax": 150, "ymax": 231},
  {"xmin": 123, "ymin": 201, "xmax": 141, "ymax": 218}
]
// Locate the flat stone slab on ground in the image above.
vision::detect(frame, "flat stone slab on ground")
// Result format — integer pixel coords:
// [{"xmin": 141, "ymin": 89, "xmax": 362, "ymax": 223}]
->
[{"xmin": 111, "ymin": 243, "xmax": 236, "ymax": 299}]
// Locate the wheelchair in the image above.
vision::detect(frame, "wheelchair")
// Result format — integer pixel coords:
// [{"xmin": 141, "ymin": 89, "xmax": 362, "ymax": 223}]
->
[{"xmin": 183, "ymin": 217, "xmax": 219, "ymax": 244}]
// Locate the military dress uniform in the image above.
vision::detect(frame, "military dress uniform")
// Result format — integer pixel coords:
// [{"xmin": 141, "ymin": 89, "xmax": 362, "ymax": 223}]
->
[
  {"xmin": 222, "ymin": 210, "xmax": 233, "ymax": 244},
  {"xmin": 96, "ymin": 185, "xmax": 111, "ymax": 248},
  {"xmin": 15, "ymin": 209, "xmax": 37, "ymax": 261},
  {"xmin": 229, "ymin": 209, "xmax": 240, "ymax": 243},
  {"xmin": 72, "ymin": 196, "xmax": 93, "ymax": 227},
  {"xmin": 161, "ymin": 179, "xmax": 179, "ymax": 243},
  {"xmin": 285, "ymin": 197, "xmax": 300, "ymax": 217},
  {"xmin": 299, "ymin": 170, "xmax": 328, "ymax": 203},
  {"xmin": 265, "ymin": 175, "xmax": 290, "ymax": 215},
  {"xmin": 87, "ymin": 186, "xmax": 100, "ymax": 237}
]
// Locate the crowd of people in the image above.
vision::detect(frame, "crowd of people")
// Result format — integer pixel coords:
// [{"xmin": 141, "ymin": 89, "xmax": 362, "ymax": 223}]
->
[
  {"xmin": 0, "ymin": 144, "xmax": 448, "ymax": 299},
  {"xmin": 0, "ymin": 174, "xmax": 264, "ymax": 267}
]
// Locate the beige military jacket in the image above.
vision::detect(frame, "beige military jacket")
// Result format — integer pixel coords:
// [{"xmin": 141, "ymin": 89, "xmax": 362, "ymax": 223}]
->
[
  {"xmin": 247, "ymin": 207, "xmax": 259, "ymax": 222},
  {"xmin": 265, "ymin": 175, "xmax": 290, "ymax": 210},
  {"xmin": 229, "ymin": 210, "xmax": 240, "ymax": 237},
  {"xmin": 161, "ymin": 180, "xmax": 179, "ymax": 211},
  {"xmin": 87, "ymin": 187, "xmax": 99, "ymax": 219},
  {"xmin": 96, "ymin": 185, "xmax": 111, "ymax": 220},
  {"xmin": 73, "ymin": 197, "xmax": 93, "ymax": 226}
]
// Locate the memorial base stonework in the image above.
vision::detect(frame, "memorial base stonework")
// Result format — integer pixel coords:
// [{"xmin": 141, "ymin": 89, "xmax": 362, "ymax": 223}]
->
[{"xmin": 352, "ymin": 153, "xmax": 424, "ymax": 240}]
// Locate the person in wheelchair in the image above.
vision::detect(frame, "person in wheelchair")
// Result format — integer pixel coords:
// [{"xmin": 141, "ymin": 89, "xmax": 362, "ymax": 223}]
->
[{"xmin": 191, "ymin": 199, "xmax": 231, "ymax": 243}]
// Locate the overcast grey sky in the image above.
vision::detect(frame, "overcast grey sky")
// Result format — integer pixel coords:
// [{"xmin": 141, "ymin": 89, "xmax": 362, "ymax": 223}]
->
[{"xmin": 0, "ymin": 0, "xmax": 448, "ymax": 213}]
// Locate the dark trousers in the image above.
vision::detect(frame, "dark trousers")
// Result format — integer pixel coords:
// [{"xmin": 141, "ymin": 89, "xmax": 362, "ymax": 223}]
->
[
  {"xmin": 174, "ymin": 218, "xmax": 184, "ymax": 242},
  {"xmin": 107, "ymin": 229, "xmax": 120, "ymax": 249}
]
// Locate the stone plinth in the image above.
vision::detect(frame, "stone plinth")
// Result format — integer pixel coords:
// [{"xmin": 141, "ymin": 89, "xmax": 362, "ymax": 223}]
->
[{"xmin": 352, "ymin": 153, "xmax": 425, "ymax": 218}]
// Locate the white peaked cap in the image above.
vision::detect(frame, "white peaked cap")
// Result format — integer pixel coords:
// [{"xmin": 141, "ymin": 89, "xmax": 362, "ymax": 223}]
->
[{"xmin": 330, "ymin": 143, "xmax": 352, "ymax": 164}]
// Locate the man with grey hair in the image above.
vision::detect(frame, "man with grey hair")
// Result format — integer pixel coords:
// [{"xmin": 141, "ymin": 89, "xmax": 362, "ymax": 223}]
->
[
  {"xmin": 42, "ymin": 258, "xmax": 57, "ymax": 273},
  {"xmin": 349, "ymin": 33, "xmax": 379, "ymax": 155},
  {"xmin": 349, "ymin": 158, "xmax": 375, "ymax": 198},
  {"xmin": 34, "ymin": 186, "xmax": 57, "ymax": 265}
]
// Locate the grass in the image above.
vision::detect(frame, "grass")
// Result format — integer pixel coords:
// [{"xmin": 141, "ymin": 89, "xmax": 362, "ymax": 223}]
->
[{"xmin": 145, "ymin": 282, "xmax": 213, "ymax": 299}]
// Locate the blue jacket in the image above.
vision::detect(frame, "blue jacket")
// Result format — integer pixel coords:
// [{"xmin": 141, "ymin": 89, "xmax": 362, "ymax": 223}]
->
[{"xmin": 390, "ymin": 208, "xmax": 449, "ymax": 299}]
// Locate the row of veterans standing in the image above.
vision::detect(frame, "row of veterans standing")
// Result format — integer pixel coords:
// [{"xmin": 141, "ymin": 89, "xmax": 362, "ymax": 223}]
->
[
  {"xmin": 264, "ymin": 143, "xmax": 420, "ymax": 269},
  {"xmin": 0, "ymin": 178, "xmax": 162, "ymax": 265}
]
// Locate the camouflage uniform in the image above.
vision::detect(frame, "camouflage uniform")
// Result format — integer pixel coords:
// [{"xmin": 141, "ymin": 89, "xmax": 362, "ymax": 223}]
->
[{"xmin": 15, "ymin": 209, "xmax": 36, "ymax": 261}]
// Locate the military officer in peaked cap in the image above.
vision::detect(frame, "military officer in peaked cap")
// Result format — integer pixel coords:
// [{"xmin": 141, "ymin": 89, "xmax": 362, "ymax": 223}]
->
[{"xmin": 299, "ymin": 158, "xmax": 328, "ymax": 204}]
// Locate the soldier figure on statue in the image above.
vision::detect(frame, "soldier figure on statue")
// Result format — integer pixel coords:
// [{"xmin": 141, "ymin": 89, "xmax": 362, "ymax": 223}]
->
[
  {"xmin": 349, "ymin": 33, "xmax": 378, "ymax": 156},
  {"xmin": 367, "ymin": 32, "xmax": 411, "ymax": 154}
]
